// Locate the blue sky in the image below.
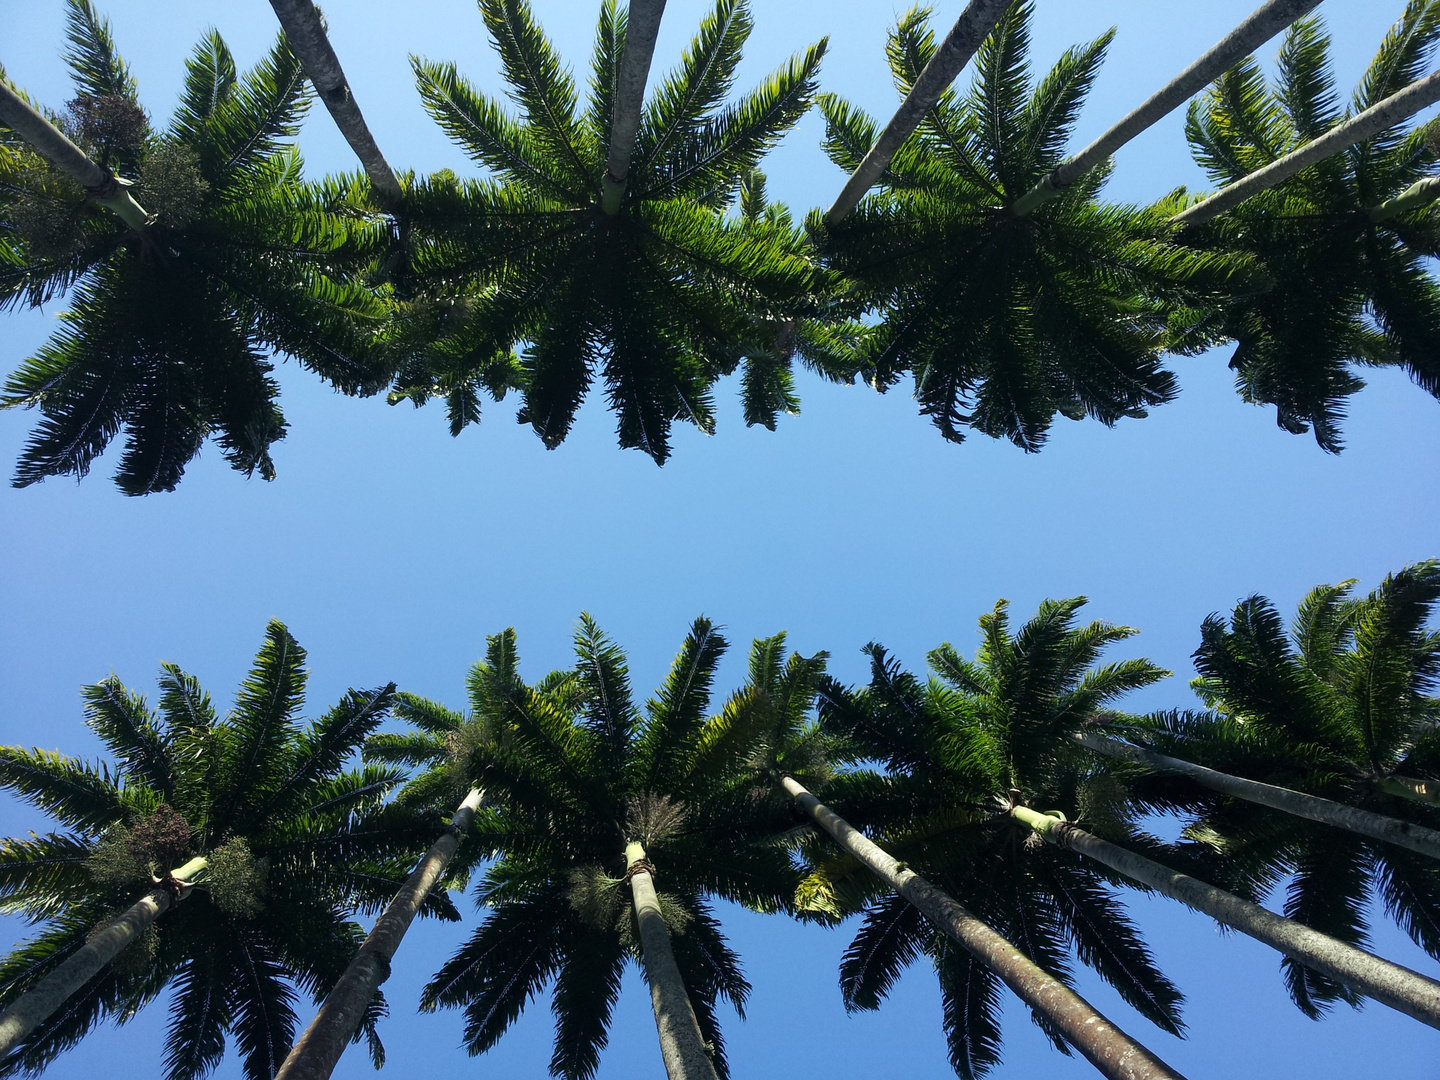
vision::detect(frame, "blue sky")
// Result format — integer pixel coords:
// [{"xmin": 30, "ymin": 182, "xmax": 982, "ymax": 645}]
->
[{"xmin": 2, "ymin": 0, "xmax": 1439, "ymax": 1077}]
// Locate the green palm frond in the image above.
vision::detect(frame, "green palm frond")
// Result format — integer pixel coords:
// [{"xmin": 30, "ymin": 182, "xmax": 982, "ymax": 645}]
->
[
  {"xmin": 63, "ymin": 0, "xmax": 138, "ymax": 103},
  {"xmin": 170, "ymin": 31, "xmax": 238, "ymax": 144}
]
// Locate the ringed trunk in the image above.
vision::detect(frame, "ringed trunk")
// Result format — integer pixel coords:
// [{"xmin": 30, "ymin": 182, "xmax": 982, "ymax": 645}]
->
[
  {"xmin": 264, "ymin": 0, "xmax": 403, "ymax": 207},
  {"xmin": 601, "ymin": 0, "xmax": 668, "ymax": 214},
  {"xmin": 780, "ymin": 776, "xmax": 1186, "ymax": 1080},
  {"xmin": 0, "ymin": 81, "xmax": 149, "ymax": 230},
  {"xmin": 1011, "ymin": 805, "xmax": 1440, "ymax": 1030},
  {"xmin": 1074, "ymin": 732, "xmax": 1440, "ymax": 862},
  {"xmin": 1011, "ymin": 0, "xmax": 1319, "ymax": 216},
  {"xmin": 274, "ymin": 789, "xmax": 485, "ymax": 1080},
  {"xmin": 625, "ymin": 841, "xmax": 718, "ymax": 1080},
  {"xmin": 824, "ymin": 0, "xmax": 1010, "ymax": 226},
  {"xmin": 1174, "ymin": 67, "xmax": 1440, "ymax": 226},
  {"xmin": 0, "ymin": 855, "xmax": 205, "ymax": 1057}
]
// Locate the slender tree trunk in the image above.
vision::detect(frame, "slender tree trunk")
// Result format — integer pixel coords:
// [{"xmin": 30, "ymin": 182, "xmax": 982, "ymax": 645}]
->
[
  {"xmin": 1010, "ymin": 805, "xmax": 1440, "ymax": 1029},
  {"xmin": 823, "ymin": 0, "xmax": 1010, "ymax": 226},
  {"xmin": 264, "ymin": 0, "xmax": 402, "ymax": 208},
  {"xmin": 1074, "ymin": 732, "xmax": 1440, "ymax": 861},
  {"xmin": 1174, "ymin": 68, "xmax": 1440, "ymax": 226},
  {"xmin": 1011, "ymin": 0, "xmax": 1319, "ymax": 216},
  {"xmin": 0, "ymin": 81, "xmax": 149, "ymax": 230},
  {"xmin": 1377, "ymin": 775, "xmax": 1440, "ymax": 806},
  {"xmin": 0, "ymin": 855, "xmax": 205, "ymax": 1058},
  {"xmin": 625, "ymin": 841, "xmax": 719, "ymax": 1080},
  {"xmin": 601, "ymin": 0, "xmax": 667, "ymax": 215},
  {"xmin": 274, "ymin": 789, "xmax": 484, "ymax": 1080},
  {"xmin": 780, "ymin": 776, "xmax": 1185, "ymax": 1080}
]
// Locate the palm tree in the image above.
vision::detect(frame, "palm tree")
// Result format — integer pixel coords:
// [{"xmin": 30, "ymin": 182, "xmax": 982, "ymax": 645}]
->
[
  {"xmin": 731, "ymin": 633, "xmax": 1186, "ymax": 1080},
  {"xmin": 1, "ymin": 0, "xmax": 391, "ymax": 494},
  {"xmin": 813, "ymin": 1, "xmax": 1254, "ymax": 451},
  {"xmin": 1104, "ymin": 563, "xmax": 1440, "ymax": 1018},
  {"xmin": 396, "ymin": 0, "xmax": 826, "ymax": 462},
  {"xmin": 803, "ymin": 604, "xmax": 1190, "ymax": 1078},
  {"xmin": 407, "ymin": 616, "xmax": 798, "ymax": 1080},
  {"xmin": 1175, "ymin": 3, "xmax": 1440, "ymax": 450},
  {"xmin": 887, "ymin": 594, "xmax": 1440, "ymax": 1029},
  {"xmin": 0, "ymin": 621, "xmax": 453, "ymax": 1080}
]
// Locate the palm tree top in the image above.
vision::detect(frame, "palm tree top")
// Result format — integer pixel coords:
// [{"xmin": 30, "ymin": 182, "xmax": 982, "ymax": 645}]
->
[{"xmin": 0, "ymin": 620, "xmax": 451, "ymax": 1080}]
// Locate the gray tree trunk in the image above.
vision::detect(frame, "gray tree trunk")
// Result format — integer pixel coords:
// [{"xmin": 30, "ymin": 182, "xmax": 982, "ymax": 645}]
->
[
  {"xmin": 824, "ymin": 0, "xmax": 1010, "ymax": 226},
  {"xmin": 1074, "ymin": 732, "xmax": 1440, "ymax": 861},
  {"xmin": 264, "ymin": 0, "xmax": 402, "ymax": 208},
  {"xmin": 1011, "ymin": 805, "xmax": 1440, "ymax": 1030},
  {"xmin": 0, "ymin": 81, "xmax": 149, "ymax": 229},
  {"xmin": 780, "ymin": 776, "xmax": 1186, "ymax": 1080},
  {"xmin": 625, "ymin": 841, "xmax": 719, "ymax": 1080},
  {"xmin": 601, "ymin": 0, "xmax": 667, "ymax": 214},
  {"xmin": 273, "ymin": 789, "xmax": 484, "ymax": 1080},
  {"xmin": 0, "ymin": 855, "xmax": 205, "ymax": 1058},
  {"xmin": 1011, "ymin": 0, "xmax": 1319, "ymax": 216},
  {"xmin": 1174, "ymin": 68, "xmax": 1440, "ymax": 226}
]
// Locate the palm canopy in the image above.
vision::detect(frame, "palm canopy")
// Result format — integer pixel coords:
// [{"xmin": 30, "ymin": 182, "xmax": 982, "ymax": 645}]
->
[
  {"xmin": 379, "ymin": 617, "xmax": 801, "ymax": 1080},
  {"xmin": 813, "ymin": 1, "xmax": 1253, "ymax": 451},
  {"xmin": 0, "ymin": 621, "xmax": 454, "ymax": 1080},
  {"xmin": 806, "ymin": 598, "xmax": 1184, "ymax": 1079},
  {"xmin": 394, "ymin": 0, "xmax": 828, "ymax": 462},
  {"xmin": 0, "ymin": 0, "xmax": 390, "ymax": 494},
  {"xmin": 1179, "ymin": 1, "xmax": 1440, "ymax": 452},
  {"xmin": 1110, "ymin": 562, "xmax": 1440, "ymax": 1018}
]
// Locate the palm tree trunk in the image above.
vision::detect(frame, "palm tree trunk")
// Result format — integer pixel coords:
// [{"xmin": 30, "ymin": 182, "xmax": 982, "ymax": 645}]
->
[
  {"xmin": 273, "ymin": 789, "xmax": 484, "ymax": 1080},
  {"xmin": 0, "ymin": 855, "xmax": 205, "ymax": 1057},
  {"xmin": 1173, "ymin": 68, "xmax": 1440, "ymax": 227},
  {"xmin": 601, "ymin": 0, "xmax": 668, "ymax": 215},
  {"xmin": 1010, "ymin": 0, "xmax": 1319, "ymax": 217},
  {"xmin": 1010, "ymin": 805, "xmax": 1440, "ymax": 1029},
  {"xmin": 1376, "ymin": 775, "xmax": 1440, "ymax": 806},
  {"xmin": 264, "ymin": 0, "xmax": 402, "ymax": 208},
  {"xmin": 0, "ymin": 81, "xmax": 149, "ymax": 230},
  {"xmin": 823, "ymin": 0, "xmax": 1010, "ymax": 226},
  {"xmin": 780, "ymin": 776, "xmax": 1185, "ymax": 1080},
  {"xmin": 1074, "ymin": 732, "xmax": 1440, "ymax": 861},
  {"xmin": 625, "ymin": 841, "xmax": 719, "ymax": 1080}
]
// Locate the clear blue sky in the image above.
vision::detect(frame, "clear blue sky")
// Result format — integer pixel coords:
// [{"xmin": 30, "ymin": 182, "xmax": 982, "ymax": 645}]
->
[{"xmin": 2, "ymin": 1, "xmax": 1438, "ymax": 1077}]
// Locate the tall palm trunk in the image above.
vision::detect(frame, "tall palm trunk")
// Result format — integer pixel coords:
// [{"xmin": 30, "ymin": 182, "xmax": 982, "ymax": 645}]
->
[
  {"xmin": 1010, "ymin": 805, "xmax": 1440, "ymax": 1029},
  {"xmin": 0, "ymin": 855, "xmax": 205, "ymax": 1057},
  {"xmin": 274, "ymin": 789, "xmax": 485, "ymax": 1080},
  {"xmin": 1010, "ymin": 0, "xmax": 1319, "ymax": 217},
  {"xmin": 264, "ymin": 0, "xmax": 402, "ymax": 208},
  {"xmin": 1173, "ymin": 68, "xmax": 1440, "ymax": 226},
  {"xmin": 625, "ymin": 841, "xmax": 719, "ymax": 1080},
  {"xmin": 1074, "ymin": 732, "xmax": 1440, "ymax": 861},
  {"xmin": 823, "ymin": 0, "xmax": 1010, "ymax": 226},
  {"xmin": 0, "ymin": 81, "xmax": 149, "ymax": 229},
  {"xmin": 601, "ymin": 0, "xmax": 668, "ymax": 215},
  {"xmin": 780, "ymin": 776, "xmax": 1185, "ymax": 1080}
]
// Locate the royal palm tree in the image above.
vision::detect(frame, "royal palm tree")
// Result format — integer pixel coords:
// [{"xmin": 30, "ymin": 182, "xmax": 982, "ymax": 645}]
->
[
  {"xmin": 804, "ymin": 603, "xmax": 1188, "ymax": 1077},
  {"xmin": 0, "ymin": 621, "xmax": 453, "ymax": 1080},
  {"xmin": 1176, "ymin": 2, "xmax": 1440, "ymax": 450},
  {"xmin": 1103, "ymin": 564, "xmax": 1440, "ymax": 1018},
  {"xmin": 409, "ymin": 616, "xmax": 798, "ymax": 1080},
  {"xmin": 396, "ymin": 0, "xmax": 826, "ymax": 462},
  {"xmin": 0, "ymin": 0, "xmax": 391, "ymax": 494},
  {"xmin": 813, "ymin": 1, "xmax": 1254, "ymax": 450}
]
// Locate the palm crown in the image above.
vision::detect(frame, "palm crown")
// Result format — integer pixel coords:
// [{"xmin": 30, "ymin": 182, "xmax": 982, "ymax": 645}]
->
[
  {"xmin": 382, "ymin": 617, "xmax": 800, "ymax": 1080},
  {"xmin": 1117, "ymin": 562, "xmax": 1440, "ymax": 1017},
  {"xmin": 0, "ymin": 0, "xmax": 390, "ymax": 494},
  {"xmin": 808, "ymin": 598, "xmax": 1183, "ymax": 1078},
  {"xmin": 813, "ymin": 1, "xmax": 1252, "ymax": 451},
  {"xmin": 0, "ymin": 621, "xmax": 452, "ymax": 1080},
  {"xmin": 1181, "ymin": 1, "xmax": 1440, "ymax": 451},
  {"xmin": 395, "ymin": 0, "xmax": 827, "ymax": 462}
]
